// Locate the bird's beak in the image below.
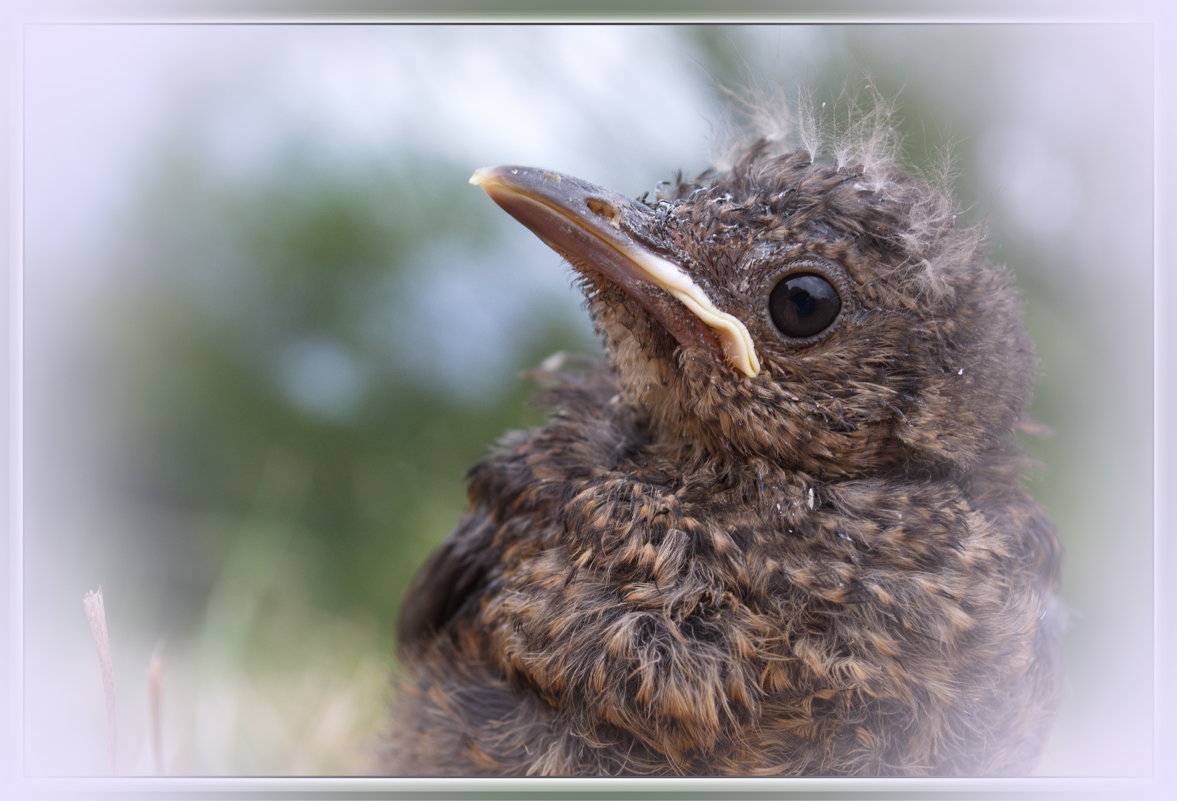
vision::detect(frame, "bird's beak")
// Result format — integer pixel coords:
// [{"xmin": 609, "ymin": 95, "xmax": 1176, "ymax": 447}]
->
[{"xmin": 470, "ymin": 165, "xmax": 761, "ymax": 378}]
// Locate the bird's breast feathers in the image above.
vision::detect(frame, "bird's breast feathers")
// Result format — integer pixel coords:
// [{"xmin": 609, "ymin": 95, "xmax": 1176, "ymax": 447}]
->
[{"xmin": 441, "ymin": 404, "xmax": 1055, "ymax": 771}]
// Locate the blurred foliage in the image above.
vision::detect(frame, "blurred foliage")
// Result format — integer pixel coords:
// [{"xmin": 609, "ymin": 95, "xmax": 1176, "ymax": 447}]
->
[
  {"xmin": 103, "ymin": 142, "xmax": 591, "ymax": 635},
  {"xmin": 53, "ymin": 135, "xmax": 594, "ymax": 773}
]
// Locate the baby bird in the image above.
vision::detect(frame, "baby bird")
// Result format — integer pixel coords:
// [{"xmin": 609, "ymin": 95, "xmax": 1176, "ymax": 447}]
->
[{"xmin": 385, "ymin": 105, "xmax": 1062, "ymax": 776}]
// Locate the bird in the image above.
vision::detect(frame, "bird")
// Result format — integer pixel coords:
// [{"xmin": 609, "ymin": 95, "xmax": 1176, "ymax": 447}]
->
[{"xmin": 384, "ymin": 99, "xmax": 1063, "ymax": 777}]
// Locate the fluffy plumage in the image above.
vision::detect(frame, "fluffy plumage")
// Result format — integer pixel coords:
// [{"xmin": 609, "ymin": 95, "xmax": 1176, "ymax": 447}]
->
[{"xmin": 384, "ymin": 102, "xmax": 1062, "ymax": 777}]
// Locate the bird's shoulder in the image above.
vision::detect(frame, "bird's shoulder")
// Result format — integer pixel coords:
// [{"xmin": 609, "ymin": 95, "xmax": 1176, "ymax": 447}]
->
[{"xmin": 396, "ymin": 361, "xmax": 633, "ymax": 650}]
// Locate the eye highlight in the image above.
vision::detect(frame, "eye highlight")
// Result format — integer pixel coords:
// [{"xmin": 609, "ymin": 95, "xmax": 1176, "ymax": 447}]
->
[{"xmin": 768, "ymin": 273, "xmax": 842, "ymax": 339}]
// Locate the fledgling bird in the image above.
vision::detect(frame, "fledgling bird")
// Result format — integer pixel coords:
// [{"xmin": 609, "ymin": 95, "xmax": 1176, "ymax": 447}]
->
[{"xmin": 386, "ymin": 101, "xmax": 1062, "ymax": 777}]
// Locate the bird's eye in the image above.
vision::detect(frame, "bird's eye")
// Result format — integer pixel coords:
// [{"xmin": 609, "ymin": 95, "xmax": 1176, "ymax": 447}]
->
[{"xmin": 768, "ymin": 273, "xmax": 842, "ymax": 339}]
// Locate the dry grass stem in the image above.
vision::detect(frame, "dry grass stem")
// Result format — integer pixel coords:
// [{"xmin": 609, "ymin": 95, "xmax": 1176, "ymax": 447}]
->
[
  {"xmin": 83, "ymin": 588, "xmax": 117, "ymax": 774},
  {"xmin": 148, "ymin": 641, "xmax": 165, "ymax": 775}
]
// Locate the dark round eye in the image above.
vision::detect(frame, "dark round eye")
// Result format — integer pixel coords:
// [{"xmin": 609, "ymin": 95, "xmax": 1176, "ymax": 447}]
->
[{"xmin": 768, "ymin": 273, "xmax": 842, "ymax": 338}]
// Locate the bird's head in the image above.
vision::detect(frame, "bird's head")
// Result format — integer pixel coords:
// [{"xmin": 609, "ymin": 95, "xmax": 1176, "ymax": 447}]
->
[{"xmin": 471, "ymin": 131, "xmax": 1035, "ymax": 479}]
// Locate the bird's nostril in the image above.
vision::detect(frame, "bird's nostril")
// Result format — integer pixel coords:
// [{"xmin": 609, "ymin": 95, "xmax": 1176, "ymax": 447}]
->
[{"xmin": 585, "ymin": 197, "xmax": 619, "ymax": 223}]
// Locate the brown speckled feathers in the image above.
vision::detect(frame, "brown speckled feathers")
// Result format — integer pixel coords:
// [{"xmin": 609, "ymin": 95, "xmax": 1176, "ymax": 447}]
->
[{"xmin": 385, "ymin": 112, "xmax": 1062, "ymax": 777}]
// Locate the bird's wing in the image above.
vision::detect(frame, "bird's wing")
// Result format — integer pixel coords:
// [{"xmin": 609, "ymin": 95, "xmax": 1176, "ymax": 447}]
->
[{"xmin": 396, "ymin": 506, "xmax": 500, "ymax": 651}]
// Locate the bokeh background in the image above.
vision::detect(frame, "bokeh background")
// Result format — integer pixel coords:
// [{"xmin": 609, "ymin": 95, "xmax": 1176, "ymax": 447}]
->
[{"xmin": 22, "ymin": 24, "xmax": 1154, "ymax": 776}]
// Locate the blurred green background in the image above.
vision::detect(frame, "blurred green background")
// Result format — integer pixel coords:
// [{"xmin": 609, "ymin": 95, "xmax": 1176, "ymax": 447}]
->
[{"xmin": 22, "ymin": 24, "xmax": 1153, "ymax": 776}]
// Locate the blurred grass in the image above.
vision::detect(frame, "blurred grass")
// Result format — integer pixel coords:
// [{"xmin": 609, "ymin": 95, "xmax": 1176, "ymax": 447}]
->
[{"xmin": 75, "ymin": 145, "xmax": 583, "ymax": 774}]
